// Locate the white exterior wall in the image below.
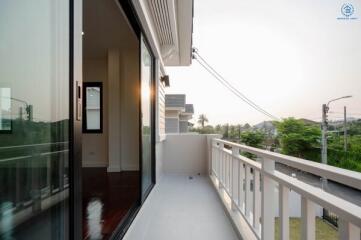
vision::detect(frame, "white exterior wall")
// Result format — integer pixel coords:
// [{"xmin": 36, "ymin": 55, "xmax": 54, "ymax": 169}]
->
[
  {"xmin": 179, "ymin": 120, "xmax": 188, "ymax": 133},
  {"xmin": 163, "ymin": 134, "xmax": 208, "ymax": 175},
  {"xmin": 165, "ymin": 118, "xmax": 179, "ymax": 133},
  {"xmin": 156, "ymin": 61, "xmax": 166, "ymax": 141}
]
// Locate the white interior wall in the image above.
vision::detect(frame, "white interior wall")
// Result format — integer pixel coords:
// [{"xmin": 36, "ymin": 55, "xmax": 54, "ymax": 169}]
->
[
  {"xmin": 82, "ymin": 0, "xmax": 140, "ymax": 171},
  {"xmin": 119, "ymin": 49, "xmax": 140, "ymax": 171},
  {"xmin": 82, "ymin": 58, "xmax": 109, "ymax": 167},
  {"xmin": 107, "ymin": 49, "xmax": 122, "ymax": 172}
]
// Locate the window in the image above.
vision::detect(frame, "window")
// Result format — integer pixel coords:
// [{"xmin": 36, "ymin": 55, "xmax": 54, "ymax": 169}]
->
[
  {"xmin": 0, "ymin": 1, "xmax": 70, "ymax": 239},
  {"xmin": 83, "ymin": 82, "xmax": 103, "ymax": 133},
  {"xmin": 0, "ymin": 88, "xmax": 12, "ymax": 133},
  {"xmin": 140, "ymin": 36, "xmax": 155, "ymax": 200}
]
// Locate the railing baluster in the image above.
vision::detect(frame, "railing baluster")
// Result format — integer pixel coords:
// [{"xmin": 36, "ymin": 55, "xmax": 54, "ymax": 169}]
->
[
  {"xmin": 219, "ymin": 143, "xmax": 224, "ymax": 190},
  {"xmin": 225, "ymin": 153, "xmax": 229, "ymax": 192},
  {"xmin": 232, "ymin": 147, "xmax": 239, "ymax": 210},
  {"xmin": 301, "ymin": 197, "xmax": 315, "ymax": 240},
  {"xmin": 261, "ymin": 158, "xmax": 275, "ymax": 240},
  {"xmin": 239, "ymin": 163, "xmax": 245, "ymax": 211},
  {"xmin": 253, "ymin": 169, "xmax": 261, "ymax": 233},
  {"xmin": 245, "ymin": 165, "xmax": 252, "ymax": 219},
  {"xmin": 279, "ymin": 184, "xmax": 290, "ymax": 240},
  {"xmin": 228, "ymin": 154, "xmax": 232, "ymax": 191},
  {"xmin": 339, "ymin": 219, "xmax": 360, "ymax": 240},
  {"xmin": 217, "ymin": 144, "xmax": 220, "ymax": 178}
]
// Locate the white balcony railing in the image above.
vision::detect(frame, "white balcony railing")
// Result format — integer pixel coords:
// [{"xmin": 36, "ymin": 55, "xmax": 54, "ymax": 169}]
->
[{"xmin": 210, "ymin": 138, "xmax": 361, "ymax": 240}]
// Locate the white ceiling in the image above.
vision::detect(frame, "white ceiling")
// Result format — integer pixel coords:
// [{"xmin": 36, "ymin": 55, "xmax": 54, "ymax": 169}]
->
[{"xmin": 83, "ymin": 0, "xmax": 139, "ymax": 59}]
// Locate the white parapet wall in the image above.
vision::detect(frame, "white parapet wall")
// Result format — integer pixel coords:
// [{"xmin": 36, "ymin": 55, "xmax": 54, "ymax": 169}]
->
[{"xmin": 162, "ymin": 133, "xmax": 220, "ymax": 175}]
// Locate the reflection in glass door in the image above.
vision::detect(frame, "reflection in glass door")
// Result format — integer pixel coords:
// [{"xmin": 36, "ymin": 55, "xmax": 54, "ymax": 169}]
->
[
  {"xmin": 140, "ymin": 37, "xmax": 154, "ymax": 199},
  {"xmin": 0, "ymin": 1, "xmax": 70, "ymax": 239}
]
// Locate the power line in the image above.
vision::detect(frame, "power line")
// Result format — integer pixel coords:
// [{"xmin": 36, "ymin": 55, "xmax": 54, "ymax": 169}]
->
[
  {"xmin": 192, "ymin": 48, "xmax": 280, "ymax": 121},
  {"xmin": 329, "ymin": 111, "xmax": 361, "ymax": 116},
  {"xmin": 193, "ymin": 50, "xmax": 280, "ymax": 121},
  {"xmin": 194, "ymin": 57, "xmax": 278, "ymax": 121}
]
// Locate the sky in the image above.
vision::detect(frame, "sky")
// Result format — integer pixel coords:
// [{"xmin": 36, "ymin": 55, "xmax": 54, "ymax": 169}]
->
[{"xmin": 166, "ymin": 0, "xmax": 361, "ymax": 126}]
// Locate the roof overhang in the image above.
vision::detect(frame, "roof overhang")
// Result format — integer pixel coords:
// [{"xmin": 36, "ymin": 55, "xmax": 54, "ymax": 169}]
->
[{"xmin": 132, "ymin": 0, "xmax": 194, "ymax": 70}]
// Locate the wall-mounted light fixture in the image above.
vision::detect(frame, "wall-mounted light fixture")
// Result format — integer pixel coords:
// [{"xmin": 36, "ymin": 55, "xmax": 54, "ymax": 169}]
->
[{"xmin": 160, "ymin": 75, "xmax": 170, "ymax": 87}]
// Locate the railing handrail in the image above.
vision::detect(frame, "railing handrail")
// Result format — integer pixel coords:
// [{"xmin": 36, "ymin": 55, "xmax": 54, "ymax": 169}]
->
[
  {"xmin": 269, "ymin": 170, "xmax": 361, "ymax": 227},
  {"xmin": 214, "ymin": 138, "xmax": 361, "ymax": 191},
  {"xmin": 0, "ymin": 141, "xmax": 69, "ymax": 151}
]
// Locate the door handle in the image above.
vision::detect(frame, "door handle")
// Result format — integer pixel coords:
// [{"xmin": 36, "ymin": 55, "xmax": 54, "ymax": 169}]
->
[{"xmin": 76, "ymin": 81, "xmax": 82, "ymax": 121}]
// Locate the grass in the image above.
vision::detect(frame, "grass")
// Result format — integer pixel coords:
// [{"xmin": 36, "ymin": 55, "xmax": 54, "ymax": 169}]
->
[{"xmin": 275, "ymin": 217, "xmax": 339, "ymax": 240}]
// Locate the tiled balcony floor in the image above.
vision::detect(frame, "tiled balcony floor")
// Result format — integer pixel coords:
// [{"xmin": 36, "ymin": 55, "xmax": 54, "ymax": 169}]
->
[{"xmin": 123, "ymin": 175, "xmax": 239, "ymax": 240}]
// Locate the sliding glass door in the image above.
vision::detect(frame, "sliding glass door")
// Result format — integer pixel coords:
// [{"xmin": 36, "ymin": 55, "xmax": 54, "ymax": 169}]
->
[
  {"xmin": 0, "ymin": 1, "xmax": 70, "ymax": 239},
  {"xmin": 140, "ymin": 37, "xmax": 155, "ymax": 200}
]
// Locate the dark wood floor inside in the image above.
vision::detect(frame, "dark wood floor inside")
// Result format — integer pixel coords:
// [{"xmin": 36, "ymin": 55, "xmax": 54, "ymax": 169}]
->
[{"xmin": 82, "ymin": 168, "xmax": 139, "ymax": 240}]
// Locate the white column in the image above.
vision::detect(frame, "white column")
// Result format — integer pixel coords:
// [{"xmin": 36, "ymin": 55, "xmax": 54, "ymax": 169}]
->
[
  {"xmin": 261, "ymin": 158, "xmax": 275, "ymax": 240},
  {"xmin": 301, "ymin": 197, "xmax": 315, "ymax": 240},
  {"xmin": 107, "ymin": 49, "xmax": 121, "ymax": 172},
  {"xmin": 279, "ymin": 184, "xmax": 289, "ymax": 240}
]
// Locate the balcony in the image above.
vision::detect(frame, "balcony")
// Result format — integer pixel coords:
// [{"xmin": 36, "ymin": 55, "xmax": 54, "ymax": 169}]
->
[{"xmin": 125, "ymin": 134, "xmax": 361, "ymax": 240}]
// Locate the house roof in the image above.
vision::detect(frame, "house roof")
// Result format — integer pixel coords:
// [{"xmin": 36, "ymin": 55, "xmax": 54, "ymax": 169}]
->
[
  {"xmin": 165, "ymin": 94, "xmax": 186, "ymax": 108},
  {"xmin": 185, "ymin": 104, "xmax": 194, "ymax": 114}
]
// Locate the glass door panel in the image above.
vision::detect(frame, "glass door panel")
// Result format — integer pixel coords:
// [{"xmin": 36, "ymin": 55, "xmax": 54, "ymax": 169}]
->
[
  {"xmin": 0, "ymin": 1, "xmax": 70, "ymax": 239},
  {"xmin": 140, "ymin": 37, "xmax": 154, "ymax": 199}
]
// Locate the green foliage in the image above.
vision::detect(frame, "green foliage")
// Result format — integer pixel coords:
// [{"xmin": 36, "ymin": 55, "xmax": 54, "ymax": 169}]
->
[
  {"xmin": 240, "ymin": 130, "xmax": 265, "ymax": 148},
  {"xmin": 348, "ymin": 119, "xmax": 361, "ymax": 135},
  {"xmin": 303, "ymin": 147, "xmax": 361, "ymax": 172},
  {"xmin": 275, "ymin": 118, "xmax": 321, "ymax": 157},
  {"xmin": 0, "ymin": 119, "xmax": 69, "ymax": 147},
  {"xmin": 190, "ymin": 125, "xmax": 216, "ymax": 134}
]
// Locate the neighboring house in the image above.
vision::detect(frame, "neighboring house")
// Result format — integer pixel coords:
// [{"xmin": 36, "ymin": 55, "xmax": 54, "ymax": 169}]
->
[
  {"xmin": 179, "ymin": 104, "xmax": 194, "ymax": 132},
  {"xmin": 165, "ymin": 94, "xmax": 194, "ymax": 133}
]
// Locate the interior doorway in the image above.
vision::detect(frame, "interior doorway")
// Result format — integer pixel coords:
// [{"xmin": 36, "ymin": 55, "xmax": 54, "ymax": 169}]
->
[{"xmin": 82, "ymin": 0, "xmax": 141, "ymax": 239}]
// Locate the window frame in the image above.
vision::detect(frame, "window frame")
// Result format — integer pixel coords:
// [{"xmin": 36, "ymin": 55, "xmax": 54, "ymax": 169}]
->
[{"xmin": 82, "ymin": 82, "xmax": 103, "ymax": 134}]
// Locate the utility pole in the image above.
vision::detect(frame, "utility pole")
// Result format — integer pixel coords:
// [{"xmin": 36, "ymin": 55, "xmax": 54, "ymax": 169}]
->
[
  {"xmin": 26, "ymin": 105, "xmax": 33, "ymax": 121},
  {"xmin": 321, "ymin": 96, "xmax": 351, "ymax": 189},
  {"xmin": 321, "ymin": 104, "xmax": 329, "ymax": 165},
  {"xmin": 344, "ymin": 106, "xmax": 347, "ymax": 152}
]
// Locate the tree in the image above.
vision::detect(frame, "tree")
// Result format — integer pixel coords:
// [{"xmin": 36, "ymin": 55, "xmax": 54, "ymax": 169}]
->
[
  {"xmin": 223, "ymin": 124, "xmax": 229, "ymax": 139},
  {"xmin": 240, "ymin": 130, "xmax": 266, "ymax": 148},
  {"xmin": 190, "ymin": 125, "xmax": 215, "ymax": 134},
  {"xmin": 197, "ymin": 114, "xmax": 208, "ymax": 128},
  {"xmin": 275, "ymin": 118, "xmax": 320, "ymax": 157}
]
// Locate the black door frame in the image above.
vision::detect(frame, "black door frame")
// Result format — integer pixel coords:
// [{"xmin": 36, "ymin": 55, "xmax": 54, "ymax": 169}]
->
[
  {"xmin": 69, "ymin": 0, "xmax": 83, "ymax": 239},
  {"xmin": 117, "ymin": 0, "xmax": 157, "ymax": 204}
]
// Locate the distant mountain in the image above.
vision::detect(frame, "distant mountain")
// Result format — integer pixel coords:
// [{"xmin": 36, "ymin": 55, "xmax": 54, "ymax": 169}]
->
[
  {"xmin": 253, "ymin": 121, "xmax": 277, "ymax": 136},
  {"xmin": 253, "ymin": 121, "xmax": 275, "ymax": 129},
  {"xmin": 298, "ymin": 118, "xmax": 320, "ymax": 125}
]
